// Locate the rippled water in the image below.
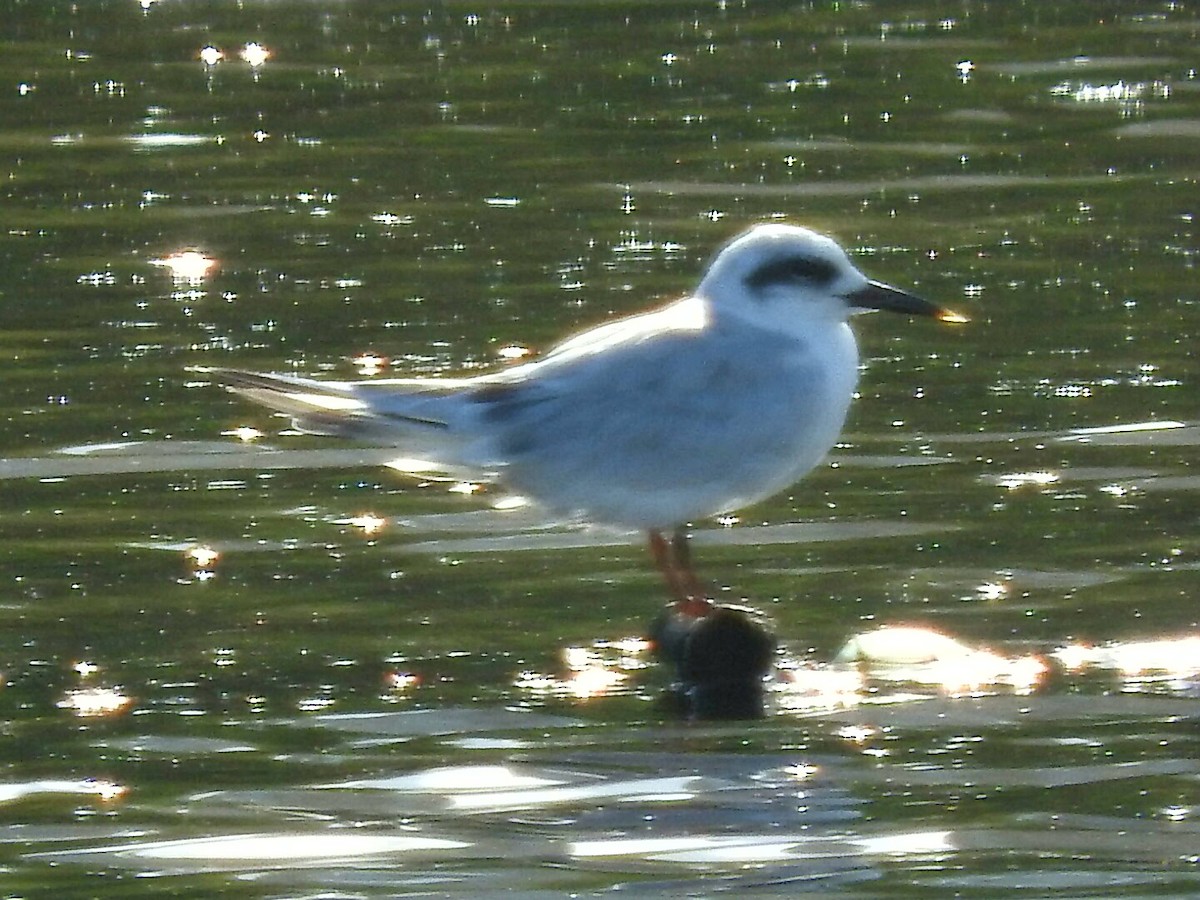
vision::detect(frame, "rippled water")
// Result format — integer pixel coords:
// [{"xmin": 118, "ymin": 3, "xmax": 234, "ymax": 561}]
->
[{"xmin": 2, "ymin": 2, "xmax": 1199, "ymax": 896}]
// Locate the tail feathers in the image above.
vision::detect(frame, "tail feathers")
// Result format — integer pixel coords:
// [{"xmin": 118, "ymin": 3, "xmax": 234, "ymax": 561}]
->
[
  {"xmin": 192, "ymin": 366, "xmax": 500, "ymax": 481},
  {"xmin": 192, "ymin": 366, "xmax": 404, "ymax": 441}
]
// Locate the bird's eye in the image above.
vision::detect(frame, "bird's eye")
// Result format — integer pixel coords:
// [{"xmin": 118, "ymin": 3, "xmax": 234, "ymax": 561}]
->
[{"xmin": 743, "ymin": 255, "xmax": 839, "ymax": 293}]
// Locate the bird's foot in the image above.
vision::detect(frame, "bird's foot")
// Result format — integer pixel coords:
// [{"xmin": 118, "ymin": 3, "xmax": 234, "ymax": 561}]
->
[{"xmin": 672, "ymin": 595, "xmax": 716, "ymax": 618}]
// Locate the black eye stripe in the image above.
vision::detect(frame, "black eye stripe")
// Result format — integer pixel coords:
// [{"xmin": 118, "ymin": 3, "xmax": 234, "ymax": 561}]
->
[{"xmin": 744, "ymin": 256, "xmax": 839, "ymax": 292}]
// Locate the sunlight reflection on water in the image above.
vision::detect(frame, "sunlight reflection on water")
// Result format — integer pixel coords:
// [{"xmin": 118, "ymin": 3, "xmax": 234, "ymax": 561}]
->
[
  {"xmin": 62, "ymin": 832, "xmax": 470, "ymax": 864},
  {"xmin": 1054, "ymin": 635, "xmax": 1200, "ymax": 684},
  {"xmin": 4, "ymin": 1, "xmax": 1200, "ymax": 895}
]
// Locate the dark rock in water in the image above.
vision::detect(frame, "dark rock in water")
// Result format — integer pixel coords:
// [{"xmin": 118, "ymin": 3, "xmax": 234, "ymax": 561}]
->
[{"xmin": 649, "ymin": 605, "xmax": 776, "ymax": 720}]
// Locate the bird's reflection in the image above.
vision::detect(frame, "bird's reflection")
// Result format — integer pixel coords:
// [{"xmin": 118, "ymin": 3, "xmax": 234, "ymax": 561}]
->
[
  {"xmin": 775, "ymin": 624, "xmax": 1047, "ymax": 715},
  {"xmin": 1053, "ymin": 635, "xmax": 1200, "ymax": 692},
  {"xmin": 829, "ymin": 625, "xmax": 1046, "ymax": 696}
]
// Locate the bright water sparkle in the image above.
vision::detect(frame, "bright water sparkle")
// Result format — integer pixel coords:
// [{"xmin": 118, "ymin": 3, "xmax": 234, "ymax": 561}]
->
[{"xmin": 0, "ymin": 1, "xmax": 1198, "ymax": 895}]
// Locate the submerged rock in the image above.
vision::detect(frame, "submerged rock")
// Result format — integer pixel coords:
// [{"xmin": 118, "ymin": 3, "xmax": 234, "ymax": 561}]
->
[{"xmin": 650, "ymin": 605, "xmax": 776, "ymax": 720}]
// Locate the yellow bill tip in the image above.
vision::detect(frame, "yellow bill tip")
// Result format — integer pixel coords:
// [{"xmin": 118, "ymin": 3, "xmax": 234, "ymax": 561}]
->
[{"xmin": 937, "ymin": 309, "xmax": 971, "ymax": 325}]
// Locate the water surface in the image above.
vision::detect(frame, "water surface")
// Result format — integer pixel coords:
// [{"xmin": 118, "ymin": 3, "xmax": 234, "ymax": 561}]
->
[{"xmin": 1, "ymin": 2, "xmax": 1198, "ymax": 895}]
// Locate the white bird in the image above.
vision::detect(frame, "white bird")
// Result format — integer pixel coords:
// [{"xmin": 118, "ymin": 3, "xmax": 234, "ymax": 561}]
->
[{"xmin": 196, "ymin": 223, "xmax": 965, "ymax": 610}]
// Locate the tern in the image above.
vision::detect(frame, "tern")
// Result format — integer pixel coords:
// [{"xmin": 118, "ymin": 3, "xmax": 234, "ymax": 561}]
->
[{"xmin": 196, "ymin": 223, "xmax": 965, "ymax": 610}]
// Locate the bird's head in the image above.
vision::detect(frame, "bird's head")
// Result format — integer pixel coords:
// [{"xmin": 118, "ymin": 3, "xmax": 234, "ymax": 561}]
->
[{"xmin": 697, "ymin": 223, "xmax": 967, "ymax": 331}]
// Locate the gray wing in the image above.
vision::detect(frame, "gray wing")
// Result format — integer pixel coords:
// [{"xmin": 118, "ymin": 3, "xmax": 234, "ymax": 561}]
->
[
  {"xmin": 195, "ymin": 297, "xmax": 717, "ymax": 457},
  {"xmin": 196, "ymin": 307, "xmax": 828, "ymax": 513},
  {"xmin": 462, "ymin": 319, "xmax": 815, "ymax": 492}
]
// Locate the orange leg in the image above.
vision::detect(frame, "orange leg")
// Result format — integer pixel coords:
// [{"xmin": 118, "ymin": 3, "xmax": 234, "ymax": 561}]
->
[{"xmin": 648, "ymin": 527, "xmax": 714, "ymax": 617}]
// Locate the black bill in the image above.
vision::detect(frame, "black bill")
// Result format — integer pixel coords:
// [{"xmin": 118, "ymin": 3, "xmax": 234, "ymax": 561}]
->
[{"xmin": 848, "ymin": 280, "xmax": 969, "ymax": 324}]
